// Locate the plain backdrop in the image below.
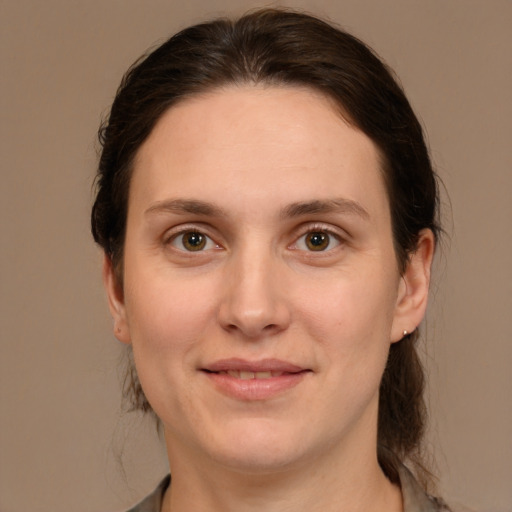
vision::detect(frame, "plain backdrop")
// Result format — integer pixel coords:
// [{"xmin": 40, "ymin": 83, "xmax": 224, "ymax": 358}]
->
[{"xmin": 1, "ymin": 1, "xmax": 511, "ymax": 511}]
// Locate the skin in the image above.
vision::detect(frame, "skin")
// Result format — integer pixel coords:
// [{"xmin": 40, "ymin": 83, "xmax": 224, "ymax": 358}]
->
[{"xmin": 104, "ymin": 86, "xmax": 434, "ymax": 512}]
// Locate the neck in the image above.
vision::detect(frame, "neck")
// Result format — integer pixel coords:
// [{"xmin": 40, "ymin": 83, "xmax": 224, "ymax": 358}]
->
[{"xmin": 161, "ymin": 431, "xmax": 402, "ymax": 512}]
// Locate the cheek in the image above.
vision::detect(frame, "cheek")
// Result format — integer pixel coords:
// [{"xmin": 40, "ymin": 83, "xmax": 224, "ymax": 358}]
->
[
  {"xmin": 295, "ymin": 262, "xmax": 399, "ymax": 397},
  {"xmin": 123, "ymin": 270, "xmax": 221, "ymax": 417},
  {"xmin": 125, "ymin": 275, "xmax": 218, "ymax": 352},
  {"xmin": 121, "ymin": 257, "xmax": 225, "ymax": 397},
  {"xmin": 297, "ymin": 265, "xmax": 398, "ymax": 345}
]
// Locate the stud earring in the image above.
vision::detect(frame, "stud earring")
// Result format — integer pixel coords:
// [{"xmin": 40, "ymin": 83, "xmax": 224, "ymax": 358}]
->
[{"xmin": 403, "ymin": 330, "xmax": 408, "ymax": 337}]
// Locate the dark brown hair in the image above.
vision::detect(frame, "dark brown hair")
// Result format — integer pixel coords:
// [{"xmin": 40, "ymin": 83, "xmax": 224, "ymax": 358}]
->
[{"xmin": 92, "ymin": 8, "xmax": 440, "ymax": 487}]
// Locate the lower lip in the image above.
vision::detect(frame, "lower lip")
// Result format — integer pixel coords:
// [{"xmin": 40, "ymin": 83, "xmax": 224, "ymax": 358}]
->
[{"xmin": 203, "ymin": 371, "xmax": 309, "ymax": 401}]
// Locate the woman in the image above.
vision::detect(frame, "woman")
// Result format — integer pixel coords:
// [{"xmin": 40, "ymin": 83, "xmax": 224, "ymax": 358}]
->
[{"xmin": 92, "ymin": 8, "xmax": 447, "ymax": 512}]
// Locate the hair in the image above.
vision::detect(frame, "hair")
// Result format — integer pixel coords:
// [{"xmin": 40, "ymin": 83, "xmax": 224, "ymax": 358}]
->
[{"xmin": 92, "ymin": 8, "xmax": 441, "ymax": 488}]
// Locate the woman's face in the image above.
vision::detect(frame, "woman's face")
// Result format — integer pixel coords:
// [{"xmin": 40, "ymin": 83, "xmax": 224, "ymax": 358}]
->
[{"xmin": 105, "ymin": 86, "xmax": 430, "ymax": 473}]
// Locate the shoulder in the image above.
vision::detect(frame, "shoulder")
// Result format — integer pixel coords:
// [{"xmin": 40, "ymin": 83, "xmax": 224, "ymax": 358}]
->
[
  {"xmin": 398, "ymin": 465, "xmax": 450, "ymax": 512},
  {"xmin": 448, "ymin": 506, "xmax": 478, "ymax": 512},
  {"xmin": 398, "ymin": 465, "xmax": 476, "ymax": 512},
  {"xmin": 124, "ymin": 475, "xmax": 170, "ymax": 512}
]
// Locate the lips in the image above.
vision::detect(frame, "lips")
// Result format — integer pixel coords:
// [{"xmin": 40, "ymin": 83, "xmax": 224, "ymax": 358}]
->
[
  {"xmin": 202, "ymin": 358, "xmax": 309, "ymax": 400},
  {"xmin": 204, "ymin": 358, "xmax": 305, "ymax": 374},
  {"xmin": 218, "ymin": 370, "xmax": 285, "ymax": 380}
]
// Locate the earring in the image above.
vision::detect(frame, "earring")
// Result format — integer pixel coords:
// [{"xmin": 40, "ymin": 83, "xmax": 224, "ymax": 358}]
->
[{"xmin": 403, "ymin": 330, "xmax": 408, "ymax": 337}]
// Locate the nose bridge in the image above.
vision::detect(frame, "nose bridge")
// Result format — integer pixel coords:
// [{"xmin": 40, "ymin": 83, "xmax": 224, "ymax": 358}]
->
[{"xmin": 219, "ymin": 240, "xmax": 290, "ymax": 338}]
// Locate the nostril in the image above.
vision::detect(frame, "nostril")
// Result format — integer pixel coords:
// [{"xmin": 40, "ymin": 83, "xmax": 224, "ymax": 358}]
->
[
  {"xmin": 223, "ymin": 321, "xmax": 283, "ymax": 338},
  {"xmin": 217, "ymin": 293, "xmax": 292, "ymax": 338}
]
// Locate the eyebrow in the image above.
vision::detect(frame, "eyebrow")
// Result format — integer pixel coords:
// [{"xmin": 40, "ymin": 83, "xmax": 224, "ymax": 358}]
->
[
  {"xmin": 280, "ymin": 198, "xmax": 370, "ymax": 220},
  {"xmin": 145, "ymin": 199, "xmax": 227, "ymax": 217},
  {"xmin": 144, "ymin": 197, "xmax": 369, "ymax": 220}
]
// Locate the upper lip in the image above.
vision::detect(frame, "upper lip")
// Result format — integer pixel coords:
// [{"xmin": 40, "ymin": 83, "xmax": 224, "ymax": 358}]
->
[{"xmin": 203, "ymin": 358, "xmax": 307, "ymax": 373}]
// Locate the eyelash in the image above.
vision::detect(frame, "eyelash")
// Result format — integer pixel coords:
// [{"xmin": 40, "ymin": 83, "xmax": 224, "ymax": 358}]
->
[
  {"xmin": 164, "ymin": 226, "xmax": 220, "ymax": 253},
  {"xmin": 163, "ymin": 223, "xmax": 346, "ymax": 254},
  {"xmin": 290, "ymin": 224, "xmax": 344, "ymax": 253}
]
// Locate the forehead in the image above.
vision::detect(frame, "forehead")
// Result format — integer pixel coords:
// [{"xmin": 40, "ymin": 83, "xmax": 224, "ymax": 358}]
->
[{"xmin": 130, "ymin": 85, "xmax": 388, "ymax": 220}]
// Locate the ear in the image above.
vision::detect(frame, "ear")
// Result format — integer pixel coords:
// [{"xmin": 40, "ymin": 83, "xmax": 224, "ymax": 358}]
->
[
  {"xmin": 102, "ymin": 253, "xmax": 131, "ymax": 344},
  {"xmin": 390, "ymin": 229, "xmax": 435, "ymax": 343}
]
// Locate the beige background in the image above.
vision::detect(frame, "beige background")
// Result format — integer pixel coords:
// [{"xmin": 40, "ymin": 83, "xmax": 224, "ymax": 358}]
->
[{"xmin": 1, "ymin": 1, "xmax": 511, "ymax": 511}]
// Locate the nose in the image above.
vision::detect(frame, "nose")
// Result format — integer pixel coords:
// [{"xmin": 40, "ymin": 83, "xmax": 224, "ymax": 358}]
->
[{"xmin": 217, "ymin": 247, "xmax": 292, "ymax": 339}]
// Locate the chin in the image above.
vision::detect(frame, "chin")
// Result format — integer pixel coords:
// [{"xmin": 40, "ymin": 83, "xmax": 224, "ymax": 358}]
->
[
  {"xmin": 213, "ymin": 446, "xmax": 305, "ymax": 475},
  {"xmin": 198, "ymin": 419, "xmax": 319, "ymax": 474}
]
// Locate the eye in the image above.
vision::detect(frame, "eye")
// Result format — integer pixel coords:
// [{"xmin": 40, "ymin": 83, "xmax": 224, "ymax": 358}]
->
[
  {"xmin": 294, "ymin": 230, "xmax": 341, "ymax": 252},
  {"xmin": 169, "ymin": 230, "xmax": 218, "ymax": 252}
]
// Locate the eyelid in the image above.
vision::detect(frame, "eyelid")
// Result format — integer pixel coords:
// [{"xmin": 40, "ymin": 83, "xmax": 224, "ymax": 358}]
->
[
  {"xmin": 163, "ymin": 224, "xmax": 222, "ymax": 251},
  {"xmin": 289, "ymin": 222, "xmax": 347, "ymax": 251}
]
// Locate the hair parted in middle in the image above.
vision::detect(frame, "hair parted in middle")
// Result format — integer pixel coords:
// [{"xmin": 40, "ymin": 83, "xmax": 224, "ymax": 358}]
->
[{"xmin": 92, "ymin": 8, "xmax": 440, "ymax": 488}]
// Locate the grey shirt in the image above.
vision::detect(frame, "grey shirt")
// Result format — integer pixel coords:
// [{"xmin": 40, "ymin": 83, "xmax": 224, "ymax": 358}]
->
[{"xmin": 126, "ymin": 465, "xmax": 450, "ymax": 512}]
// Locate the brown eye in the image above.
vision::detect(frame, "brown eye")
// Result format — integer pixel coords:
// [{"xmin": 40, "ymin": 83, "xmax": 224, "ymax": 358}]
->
[
  {"xmin": 305, "ymin": 232, "xmax": 330, "ymax": 251},
  {"xmin": 293, "ymin": 230, "xmax": 341, "ymax": 252},
  {"xmin": 170, "ymin": 231, "xmax": 216, "ymax": 252},
  {"xmin": 182, "ymin": 232, "xmax": 206, "ymax": 251}
]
